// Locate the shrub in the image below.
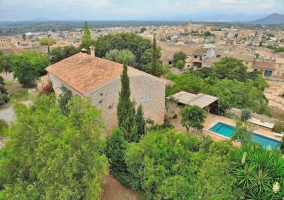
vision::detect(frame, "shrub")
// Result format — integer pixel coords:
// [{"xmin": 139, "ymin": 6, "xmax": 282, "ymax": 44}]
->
[
  {"xmin": 0, "ymin": 119, "xmax": 8, "ymax": 139},
  {"xmin": 272, "ymin": 121, "xmax": 284, "ymax": 133},
  {"xmin": 241, "ymin": 108, "xmax": 252, "ymax": 121}
]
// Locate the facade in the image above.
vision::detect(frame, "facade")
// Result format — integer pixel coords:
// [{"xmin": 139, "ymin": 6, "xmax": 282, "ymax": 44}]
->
[
  {"xmin": 251, "ymin": 60, "xmax": 276, "ymax": 78},
  {"xmin": 45, "ymin": 52, "xmax": 167, "ymax": 131},
  {"xmin": 191, "ymin": 48, "xmax": 221, "ymax": 68}
]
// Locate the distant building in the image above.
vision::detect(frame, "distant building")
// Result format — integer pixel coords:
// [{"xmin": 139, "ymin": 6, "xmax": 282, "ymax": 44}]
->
[{"xmin": 191, "ymin": 48, "xmax": 221, "ymax": 68}]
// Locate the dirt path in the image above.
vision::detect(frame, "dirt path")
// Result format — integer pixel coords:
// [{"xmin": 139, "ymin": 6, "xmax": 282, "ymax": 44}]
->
[{"xmin": 101, "ymin": 175, "xmax": 138, "ymax": 200}]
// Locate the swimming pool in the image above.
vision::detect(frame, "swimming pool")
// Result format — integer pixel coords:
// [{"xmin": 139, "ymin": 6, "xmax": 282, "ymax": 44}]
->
[{"xmin": 209, "ymin": 122, "xmax": 280, "ymax": 148}]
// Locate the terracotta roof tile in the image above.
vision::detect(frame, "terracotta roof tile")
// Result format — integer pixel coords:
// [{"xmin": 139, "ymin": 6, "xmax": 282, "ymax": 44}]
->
[
  {"xmin": 46, "ymin": 52, "xmax": 167, "ymax": 95},
  {"xmin": 251, "ymin": 61, "xmax": 276, "ymax": 70},
  {"xmin": 46, "ymin": 53, "xmax": 123, "ymax": 94}
]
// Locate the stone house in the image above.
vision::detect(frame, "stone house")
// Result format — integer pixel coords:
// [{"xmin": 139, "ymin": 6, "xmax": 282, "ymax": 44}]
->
[
  {"xmin": 251, "ymin": 60, "xmax": 276, "ymax": 78},
  {"xmin": 45, "ymin": 51, "xmax": 167, "ymax": 131},
  {"xmin": 191, "ymin": 48, "xmax": 221, "ymax": 68}
]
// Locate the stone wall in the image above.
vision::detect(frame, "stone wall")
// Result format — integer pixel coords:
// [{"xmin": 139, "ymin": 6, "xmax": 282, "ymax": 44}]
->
[
  {"xmin": 50, "ymin": 70, "xmax": 166, "ymax": 132},
  {"xmin": 227, "ymin": 108, "xmax": 280, "ymax": 124},
  {"xmin": 88, "ymin": 75, "xmax": 166, "ymax": 132}
]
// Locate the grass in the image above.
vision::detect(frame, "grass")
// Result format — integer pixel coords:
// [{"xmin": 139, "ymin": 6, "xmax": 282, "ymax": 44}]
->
[{"xmin": 5, "ymin": 81, "xmax": 32, "ymax": 102}]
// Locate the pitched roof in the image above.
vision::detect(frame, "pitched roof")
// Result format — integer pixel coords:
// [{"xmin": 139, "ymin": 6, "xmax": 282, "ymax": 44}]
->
[
  {"xmin": 251, "ymin": 61, "xmax": 276, "ymax": 70},
  {"xmin": 46, "ymin": 53, "xmax": 124, "ymax": 94},
  {"xmin": 192, "ymin": 48, "xmax": 209, "ymax": 55},
  {"xmin": 46, "ymin": 52, "xmax": 166, "ymax": 95},
  {"xmin": 172, "ymin": 91, "xmax": 218, "ymax": 108}
]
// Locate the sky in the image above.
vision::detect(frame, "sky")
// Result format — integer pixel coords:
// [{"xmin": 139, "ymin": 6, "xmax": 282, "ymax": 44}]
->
[{"xmin": 0, "ymin": 0, "xmax": 284, "ymax": 21}]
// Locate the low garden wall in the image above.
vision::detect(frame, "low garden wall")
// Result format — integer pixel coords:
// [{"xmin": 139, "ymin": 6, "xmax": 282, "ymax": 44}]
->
[{"xmin": 226, "ymin": 108, "xmax": 280, "ymax": 124}]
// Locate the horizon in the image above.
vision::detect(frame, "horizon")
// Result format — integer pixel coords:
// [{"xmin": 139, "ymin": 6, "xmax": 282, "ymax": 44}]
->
[{"xmin": 0, "ymin": 0, "xmax": 284, "ymax": 22}]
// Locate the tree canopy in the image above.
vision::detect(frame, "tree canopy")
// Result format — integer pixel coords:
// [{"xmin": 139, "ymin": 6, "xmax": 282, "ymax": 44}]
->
[
  {"xmin": 0, "ymin": 95, "xmax": 108, "ymax": 199},
  {"xmin": 49, "ymin": 46, "xmax": 79, "ymax": 64},
  {"xmin": 180, "ymin": 105, "xmax": 206, "ymax": 132},
  {"xmin": 94, "ymin": 32, "xmax": 161, "ymax": 73},
  {"xmin": 172, "ymin": 51, "xmax": 187, "ymax": 68},
  {"xmin": 38, "ymin": 38, "xmax": 56, "ymax": 46},
  {"xmin": 13, "ymin": 51, "xmax": 50, "ymax": 87},
  {"xmin": 105, "ymin": 49, "xmax": 136, "ymax": 67},
  {"xmin": 166, "ymin": 57, "xmax": 270, "ymax": 115},
  {"xmin": 212, "ymin": 57, "xmax": 248, "ymax": 82},
  {"xmin": 116, "ymin": 57, "xmax": 137, "ymax": 142}
]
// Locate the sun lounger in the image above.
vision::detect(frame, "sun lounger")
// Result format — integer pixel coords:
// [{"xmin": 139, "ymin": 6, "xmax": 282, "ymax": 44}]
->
[
  {"xmin": 247, "ymin": 117, "xmax": 274, "ymax": 129},
  {"xmin": 273, "ymin": 132, "xmax": 284, "ymax": 137}
]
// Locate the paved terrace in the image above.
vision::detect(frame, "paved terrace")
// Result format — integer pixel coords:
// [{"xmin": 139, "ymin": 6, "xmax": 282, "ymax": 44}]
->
[{"xmin": 171, "ymin": 112, "xmax": 281, "ymax": 143}]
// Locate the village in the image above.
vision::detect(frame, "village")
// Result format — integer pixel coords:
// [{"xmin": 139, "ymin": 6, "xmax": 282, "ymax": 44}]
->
[
  {"xmin": 1, "ymin": 17, "xmax": 284, "ymax": 199},
  {"xmin": 1, "ymin": 20, "xmax": 284, "ymax": 80}
]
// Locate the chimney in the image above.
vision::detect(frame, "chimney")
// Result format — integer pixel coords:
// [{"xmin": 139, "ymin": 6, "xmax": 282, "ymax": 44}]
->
[
  {"xmin": 89, "ymin": 45, "xmax": 95, "ymax": 57},
  {"xmin": 81, "ymin": 48, "xmax": 87, "ymax": 54}
]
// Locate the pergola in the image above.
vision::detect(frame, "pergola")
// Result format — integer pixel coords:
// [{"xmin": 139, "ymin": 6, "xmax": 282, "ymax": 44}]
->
[{"xmin": 171, "ymin": 91, "xmax": 218, "ymax": 109}]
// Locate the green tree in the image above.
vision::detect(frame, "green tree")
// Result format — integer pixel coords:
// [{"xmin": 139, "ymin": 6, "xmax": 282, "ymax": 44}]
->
[
  {"xmin": 166, "ymin": 72, "xmax": 204, "ymax": 95},
  {"xmin": 0, "ymin": 95, "xmax": 108, "ymax": 199},
  {"xmin": 135, "ymin": 104, "xmax": 145, "ymax": 140},
  {"xmin": 176, "ymin": 60, "xmax": 185, "ymax": 69},
  {"xmin": 58, "ymin": 86, "xmax": 73, "ymax": 116},
  {"xmin": 105, "ymin": 128, "xmax": 131, "ymax": 186},
  {"xmin": 82, "ymin": 21, "xmax": 91, "ymax": 45},
  {"xmin": 150, "ymin": 34, "xmax": 161, "ymax": 76},
  {"xmin": 79, "ymin": 21, "xmax": 94, "ymax": 51},
  {"xmin": 193, "ymin": 67, "xmax": 212, "ymax": 78},
  {"xmin": 194, "ymin": 155, "xmax": 242, "ymax": 200},
  {"xmin": 204, "ymin": 31, "xmax": 211, "ymax": 37},
  {"xmin": 212, "ymin": 57, "xmax": 248, "ymax": 82},
  {"xmin": 231, "ymin": 120, "xmax": 253, "ymax": 145},
  {"xmin": 0, "ymin": 76, "xmax": 9, "ymax": 106},
  {"xmin": 172, "ymin": 51, "xmax": 187, "ymax": 68},
  {"xmin": 13, "ymin": 51, "xmax": 50, "ymax": 87},
  {"xmin": 94, "ymin": 32, "xmax": 160, "ymax": 72},
  {"xmin": 105, "ymin": 49, "xmax": 136, "ymax": 67},
  {"xmin": 22, "ymin": 33, "xmax": 26, "ymax": 41},
  {"xmin": 0, "ymin": 54, "xmax": 13, "ymax": 74},
  {"xmin": 49, "ymin": 46, "xmax": 79, "ymax": 64},
  {"xmin": 180, "ymin": 105, "xmax": 206, "ymax": 132},
  {"xmin": 125, "ymin": 129, "xmax": 205, "ymax": 199},
  {"xmin": 140, "ymin": 27, "xmax": 146, "ymax": 33},
  {"xmin": 241, "ymin": 108, "xmax": 252, "ymax": 121},
  {"xmin": 117, "ymin": 57, "xmax": 137, "ymax": 142},
  {"xmin": 38, "ymin": 38, "xmax": 56, "ymax": 46}
]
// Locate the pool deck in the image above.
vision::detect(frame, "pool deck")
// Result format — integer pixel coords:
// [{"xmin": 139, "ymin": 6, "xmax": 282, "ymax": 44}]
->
[{"xmin": 170, "ymin": 112, "xmax": 282, "ymax": 142}]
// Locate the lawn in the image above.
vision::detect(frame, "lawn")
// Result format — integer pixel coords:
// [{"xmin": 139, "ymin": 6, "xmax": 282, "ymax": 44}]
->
[{"xmin": 5, "ymin": 81, "xmax": 31, "ymax": 102}]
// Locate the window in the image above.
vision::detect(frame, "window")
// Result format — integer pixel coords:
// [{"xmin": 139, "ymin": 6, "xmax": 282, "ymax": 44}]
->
[
  {"xmin": 264, "ymin": 70, "xmax": 272, "ymax": 77},
  {"xmin": 144, "ymin": 92, "xmax": 149, "ymax": 102}
]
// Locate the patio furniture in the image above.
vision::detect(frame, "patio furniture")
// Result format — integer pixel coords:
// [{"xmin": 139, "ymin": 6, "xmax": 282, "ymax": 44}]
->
[
  {"xmin": 273, "ymin": 132, "xmax": 284, "ymax": 137},
  {"xmin": 247, "ymin": 117, "xmax": 274, "ymax": 129}
]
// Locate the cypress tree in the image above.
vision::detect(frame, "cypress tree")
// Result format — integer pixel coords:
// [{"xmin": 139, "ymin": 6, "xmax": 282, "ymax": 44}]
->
[
  {"xmin": 105, "ymin": 128, "xmax": 131, "ymax": 186},
  {"xmin": 136, "ymin": 104, "xmax": 146, "ymax": 140},
  {"xmin": 151, "ymin": 34, "xmax": 158, "ymax": 76},
  {"xmin": 82, "ymin": 21, "xmax": 91, "ymax": 44},
  {"xmin": 117, "ymin": 57, "xmax": 137, "ymax": 142}
]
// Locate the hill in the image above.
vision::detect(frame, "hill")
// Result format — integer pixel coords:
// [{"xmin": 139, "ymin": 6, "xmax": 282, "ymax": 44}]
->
[{"xmin": 251, "ymin": 13, "xmax": 284, "ymax": 24}]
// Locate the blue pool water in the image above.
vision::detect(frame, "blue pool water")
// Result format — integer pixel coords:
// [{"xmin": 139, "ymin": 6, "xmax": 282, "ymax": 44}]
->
[{"xmin": 209, "ymin": 122, "xmax": 280, "ymax": 148}]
